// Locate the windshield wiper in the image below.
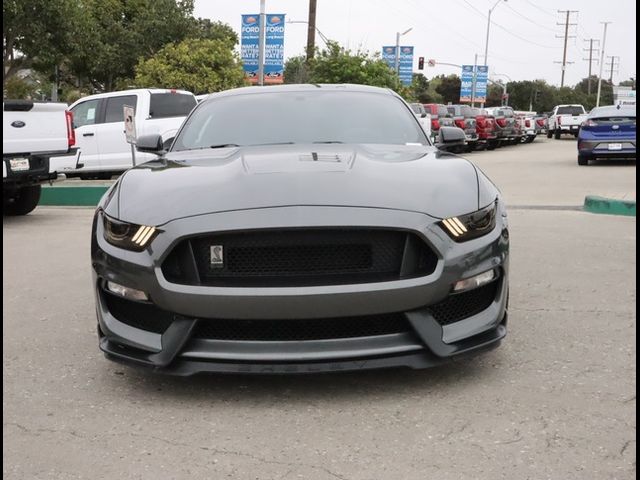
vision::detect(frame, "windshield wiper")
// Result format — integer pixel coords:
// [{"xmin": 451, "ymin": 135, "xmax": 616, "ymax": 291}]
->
[
  {"xmin": 209, "ymin": 143, "xmax": 241, "ymax": 149},
  {"xmin": 313, "ymin": 140, "xmax": 344, "ymax": 144}
]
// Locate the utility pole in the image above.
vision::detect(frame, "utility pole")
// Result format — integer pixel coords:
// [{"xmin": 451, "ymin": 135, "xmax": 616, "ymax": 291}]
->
[
  {"xmin": 306, "ymin": 0, "xmax": 317, "ymax": 62},
  {"xmin": 471, "ymin": 53, "xmax": 478, "ymax": 108},
  {"xmin": 555, "ymin": 10, "xmax": 578, "ymax": 87},
  {"xmin": 582, "ymin": 39, "xmax": 600, "ymax": 94},
  {"xmin": 605, "ymin": 55, "xmax": 620, "ymax": 83},
  {"xmin": 596, "ymin": 22, "xmax": 612, "ymax": 107}
]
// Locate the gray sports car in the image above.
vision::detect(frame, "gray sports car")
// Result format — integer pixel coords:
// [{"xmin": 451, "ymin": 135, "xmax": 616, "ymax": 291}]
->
[{"xmin": 92, "ymin": 84, "xmax": 509, "ymax": 375}]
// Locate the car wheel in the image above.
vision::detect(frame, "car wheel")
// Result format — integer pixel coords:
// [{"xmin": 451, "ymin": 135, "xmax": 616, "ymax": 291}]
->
[
  {"xmin": 554, "ymin": 129, "xmax": 561, "ymax": 139},
  {"xmin": 4, "ymin": 185, "xmax": 41, "ymax": 216},
  {"xmin": 487, "ymin": 141, "xmax": 496, "ymax": 150},
  {"xmin": 547, "ymin": 130, "xmax": 553, "ymax": 139},
  {"xmin": 578, "ymin": 154, "xmax": 591, "ymax": 166}
]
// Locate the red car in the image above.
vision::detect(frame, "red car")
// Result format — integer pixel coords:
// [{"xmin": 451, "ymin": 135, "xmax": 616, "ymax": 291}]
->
[{"xmin": 471, "ymin": 108, "xmax": 498, "ymax": 150}]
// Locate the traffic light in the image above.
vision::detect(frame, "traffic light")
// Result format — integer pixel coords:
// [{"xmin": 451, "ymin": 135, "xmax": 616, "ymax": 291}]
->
[{"xmin": 418, "ymin": 57, "xmax": 424, "ymax": 70}]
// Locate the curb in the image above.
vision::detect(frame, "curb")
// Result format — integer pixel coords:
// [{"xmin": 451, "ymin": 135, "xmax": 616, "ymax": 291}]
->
[
  {"xmin": 583, "ymin": 195, "xmax": 636, "ymax": 217},
  {"xmin": 39, "ymin": 185, "xmax": 109, "ymax": 207}
]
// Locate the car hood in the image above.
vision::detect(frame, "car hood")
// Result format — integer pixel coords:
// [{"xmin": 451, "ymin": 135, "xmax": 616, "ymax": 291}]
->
[{"xmin": 109, "ymin": 144, "xmax": 483, "ymax": 226}]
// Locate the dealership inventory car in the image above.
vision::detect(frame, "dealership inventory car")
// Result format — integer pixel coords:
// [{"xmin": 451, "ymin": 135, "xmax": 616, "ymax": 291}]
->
[
  {"xmin": 92, "ymin": 84, "xmax": 509, "ymax": 375},
  {"xmin": 577, "ymin": 105, "xmax": 636, "ymax": 165}
]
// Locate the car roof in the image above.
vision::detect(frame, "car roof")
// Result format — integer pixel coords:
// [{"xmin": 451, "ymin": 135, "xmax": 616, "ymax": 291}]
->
[
  {"xmin": 71, "ymin": 88, "xmax": 195, "ymax": 104},
  {"xmin": 201, "ymin": 84, "xmax": 397, "ymax": 102},
  {"xmin": 589, "ymin": 105, "xmax": 636, "ymax": 118}
]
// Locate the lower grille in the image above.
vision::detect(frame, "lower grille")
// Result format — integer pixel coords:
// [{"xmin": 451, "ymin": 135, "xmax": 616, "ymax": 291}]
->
[
  {"xmin": 427, "ymin": 280, "xmax": 499, "ymax": 326},
  {"xmin": 163, "ymin": 229, "xmax": 437, "ymax": 287},
  {"xmin": 193, "ymin": 313, "xmax": 411, "ymax": 341},
  {"xmin": 103, "ymin": 291, "xmax": 173, "ymax": 334}
]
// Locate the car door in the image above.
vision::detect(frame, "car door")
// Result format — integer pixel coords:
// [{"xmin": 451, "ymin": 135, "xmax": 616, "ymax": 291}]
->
[
  {"xmin": 96, "ymin": 94, "xmax": 138, "ymax": 171},
  {"xmin": 68, "ymin": 98, "xmax": 101, "ymax": 171}
]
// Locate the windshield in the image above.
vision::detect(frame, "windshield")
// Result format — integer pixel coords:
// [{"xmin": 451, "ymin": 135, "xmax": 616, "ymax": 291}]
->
[
  {"xmin": 556, "ymin": 106, "xmax": 585, "ymax": 115},
  {"xmin": 172, "ymin": 91, "xmax": 429, "ymax": 151}
]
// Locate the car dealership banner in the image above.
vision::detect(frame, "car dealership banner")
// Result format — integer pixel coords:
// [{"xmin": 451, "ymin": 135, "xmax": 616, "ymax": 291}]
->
[
  {"xmin": 460, "ymin": 65, "xmax": 489, "ymax": 103},
  {"xmin": 474, "ymin": 65, "xmax": 489, "ymax": 103},
  {"xmin": 459, "ymin": 65, "xmax": 474, "ymax": 102},
  {"xmin": 382, "ymin": 46, "xmax": 414, "ymax": 86},
  {"xmin": 241, "ymin": 14, "xmax": 286, "ymax": 84}
]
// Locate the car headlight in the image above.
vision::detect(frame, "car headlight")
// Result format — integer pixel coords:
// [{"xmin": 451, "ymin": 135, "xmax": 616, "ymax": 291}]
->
[
  {"xmin": 439, "ymin": 201, "xmax": 497, "ymax": 242},
  {"xmin": 103, "ymin": 213, "xmax": 158, "ymax": 251}
]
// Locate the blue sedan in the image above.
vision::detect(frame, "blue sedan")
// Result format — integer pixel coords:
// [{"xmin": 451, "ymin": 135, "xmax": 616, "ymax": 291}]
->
[{"xmin": 577, "ymin": 105, "xmax": 636, "ymax": 165}]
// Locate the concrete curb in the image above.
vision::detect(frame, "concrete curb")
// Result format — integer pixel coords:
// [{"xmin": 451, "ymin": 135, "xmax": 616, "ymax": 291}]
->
[
  {"xmin": 583, "ymin": 195, "xmax": 636, "ymax": 217},
  {"xmin": 39, "ymin": 185, "xmax": 109, "ymax": 207}
]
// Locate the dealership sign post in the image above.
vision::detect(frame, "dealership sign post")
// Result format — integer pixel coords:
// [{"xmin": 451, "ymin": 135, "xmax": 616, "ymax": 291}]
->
[
  {"xmin": 460, "ymin": 65, "xmax": 474, "ymax": 103},
  {"xmin": 241, "ymin": 14, "xmax": 286, "ymax": 84},
  {"xmin": 460, "ymin": 65, "xmax": 489, "ymax": 104},
  {"xmin": 381, "ymin": 46, "xmax": 414, "ymax": 86},
  {"xmin": 474, "ymin": 65, "xmax": 489, "ymax": 104}
]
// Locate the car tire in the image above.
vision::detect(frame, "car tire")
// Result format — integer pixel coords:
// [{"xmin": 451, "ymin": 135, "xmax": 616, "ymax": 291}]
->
[
  {"xmin": 487, "ymin": 141, "xmax": 497, "ymax": 150},
  {"xmin": 554, "ymin": 129, "xmax": 561, "ymax": 140},
  {"xmin": 547, "ymin": 130, "xmax": 553, "ymax": 139},
  {"xmin": 578, "ymin": 154, "xmax": 591, "ymax": 166},
  {"xmin": 4, "ymin": 185, "xmax": 41, "ymax": 216}
]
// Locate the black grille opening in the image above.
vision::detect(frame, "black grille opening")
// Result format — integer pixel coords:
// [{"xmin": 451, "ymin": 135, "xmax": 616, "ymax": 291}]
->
[
  {"xmin": 427, "ymin": 280, "xmax": 499, "ymax": 326},
  {"xmin": 163, "ymin": 229, "xmax": 437, "ymax": 287},
  {"xmin": 103, "ymin": 291, "xmax": 174, "ymax": 334},
  {"xmin": 193, "ymin": 313, "xmax": 411, "ymax": 341}
]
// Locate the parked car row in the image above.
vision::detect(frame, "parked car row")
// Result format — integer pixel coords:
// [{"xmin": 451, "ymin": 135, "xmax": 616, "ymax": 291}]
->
[{"xmin": 421, "ymin": 103, "xmax": 539, "ymax": 153}]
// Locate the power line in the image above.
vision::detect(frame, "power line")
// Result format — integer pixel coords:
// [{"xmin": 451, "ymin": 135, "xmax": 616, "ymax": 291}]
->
[
  {"xmin": 522, "ymin": 0, "xmax": 557, "ymax": 18},
  {"xmin": 458, "ymin": 0, "xmax": 560, "ymax": 49},
  {"xmin": 503, "ymin": 3, "xmax": 558, "ymax": 33}
]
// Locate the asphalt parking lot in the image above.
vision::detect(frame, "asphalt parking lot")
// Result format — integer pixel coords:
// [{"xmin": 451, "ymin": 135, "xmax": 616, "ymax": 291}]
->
[{"xmin": 3, "ymin": 138, "xmax": 636, "ymax": 480}]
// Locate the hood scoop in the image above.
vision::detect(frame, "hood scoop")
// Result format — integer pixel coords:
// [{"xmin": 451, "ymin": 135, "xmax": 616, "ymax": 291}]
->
[{"xmin": 243, "ymin": 150, "xmax": 354, "ymax": 174}]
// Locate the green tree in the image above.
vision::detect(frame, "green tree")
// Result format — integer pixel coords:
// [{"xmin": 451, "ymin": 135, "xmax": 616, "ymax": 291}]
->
[
  {"xmin": 307, "ymin": 42, "xmax": 400, "ymax": 90},
  {"xmin": 3, "ymin": 0, "xmax": 79, "ymax": 87},
  {"xmin": 67, "ymin": 0, "xmax": 199, "ymax": 91},
  {"xmin": 134, "ymin": 38, "xmax": 246, "ymax": 94},
  {"xmin": 434, "ymin": 74, "xmax": 461, "ymax": 104},
  {"xmin": 284, "ymin": 55, "xmax": 312, "ymax": 84},
  {"xmin": 192, "ymin": 18, "xmax": 238, "ymax": 46},
  {"xmin": 407, "ymin": 73, "xmax": 431, "ymax": 103},
  {"xmin": 619, "ymin": 78, "xmax": 636, "ymax": 88}
]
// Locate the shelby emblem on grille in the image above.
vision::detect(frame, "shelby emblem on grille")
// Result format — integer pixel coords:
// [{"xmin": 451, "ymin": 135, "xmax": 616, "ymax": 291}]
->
[{"xmin": 210, "ymin": 245, "xmax": 224, "ymax": 267}]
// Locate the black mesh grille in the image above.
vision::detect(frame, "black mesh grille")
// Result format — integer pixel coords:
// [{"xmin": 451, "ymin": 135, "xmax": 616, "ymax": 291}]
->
[
  {"xmin": 103, "ymin": 291, "xmax": 174, "ymax": 334},
  {"xmin": 427, "ymin": 280, "xmax": 499, "ymax": 326},
  {"xmin": 193, "ymin": 313, "xmax": 411, "ymax": 341},
  {"xmin": 163, "ymin": 229, "xmax": 437, "ymax": 287}
]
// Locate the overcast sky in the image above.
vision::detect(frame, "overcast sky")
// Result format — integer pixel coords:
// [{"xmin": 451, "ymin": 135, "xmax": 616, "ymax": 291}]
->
[{"xmin": 193, "ymin": 0, "xmax": 636, "ymax": 86}]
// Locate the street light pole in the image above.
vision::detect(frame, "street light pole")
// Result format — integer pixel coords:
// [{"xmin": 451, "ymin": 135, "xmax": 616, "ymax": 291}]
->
[
  {"xmin": 257, "ymin": 0, "xmax": 266, "ymax": 86},
  {"xmin": 483, "ymin": 0, "xmax": 507, "ymax": 66},
  {"xmin": 595, "ymin": 22, "xmax": 611, "ymax": 108},
  {"xmin": 395, "ymin": 27, "xmax": 412, "ymax": 75}
]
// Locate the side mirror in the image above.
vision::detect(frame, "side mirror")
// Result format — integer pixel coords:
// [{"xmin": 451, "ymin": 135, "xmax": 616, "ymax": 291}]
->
[
  {"xmin": 435, "ymin": 127, "xmax": 467, "ymax": 152},
  {"xmin": 421, "ymin": 112, "xmax": 427, "ymax": 118},
  {"xmin": 136, "ymin": 134, "xmax": 164, "ymax": 154}
]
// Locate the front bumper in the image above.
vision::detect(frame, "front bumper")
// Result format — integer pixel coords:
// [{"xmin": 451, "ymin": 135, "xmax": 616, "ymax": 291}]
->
[{"xmin": 93, "ymin": 206, "xmax": 509, "ymax": 375}]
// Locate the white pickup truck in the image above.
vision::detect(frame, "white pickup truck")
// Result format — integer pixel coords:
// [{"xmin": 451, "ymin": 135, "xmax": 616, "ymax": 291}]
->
[
  {"xmin": 61, "ymin": 88, "xmax": 197, "ymax": 178},
  {"xmin": 3, "ymin": 100, "xmax": 78, "ymax": 215},
  {"xmin": 547, "ymin": 104, "xmax": 588, "ymax": 139},
  {"xmin": 409, "ymin": 103, "xmax": 432, "ymax": 139}
]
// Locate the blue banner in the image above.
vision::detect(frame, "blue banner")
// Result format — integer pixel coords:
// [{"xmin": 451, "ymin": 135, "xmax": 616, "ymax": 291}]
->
[
  {"xmin": 475, "ymin": 65, "xmax": 489, "ymax": 103},
  {"xmin": 241, "ymin": 15, "xmax": 259, "ymax": 81},
  {"xmin": 460, "ymin": 65, "xmax": 474, "ymax": 103},
  {"xmin": 398, "ymin": 46, "xmax": 414, "ymax": 86},
  {"xmin": 382, "ymin": 46, "xmax": 414, "ymax": 86},
  {"xmin": 265, "ymin": 14, "xmax": 285, "ymax": 83},
  {"xmin": 241, "ymin": 14, "xmax": 285, "ymax": 84}
]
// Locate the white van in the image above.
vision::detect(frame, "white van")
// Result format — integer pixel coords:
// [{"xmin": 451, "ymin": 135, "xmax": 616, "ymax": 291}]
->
[{"xmin": 60, "ymin": 89, "xmax": 196, "ymax": 177}]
